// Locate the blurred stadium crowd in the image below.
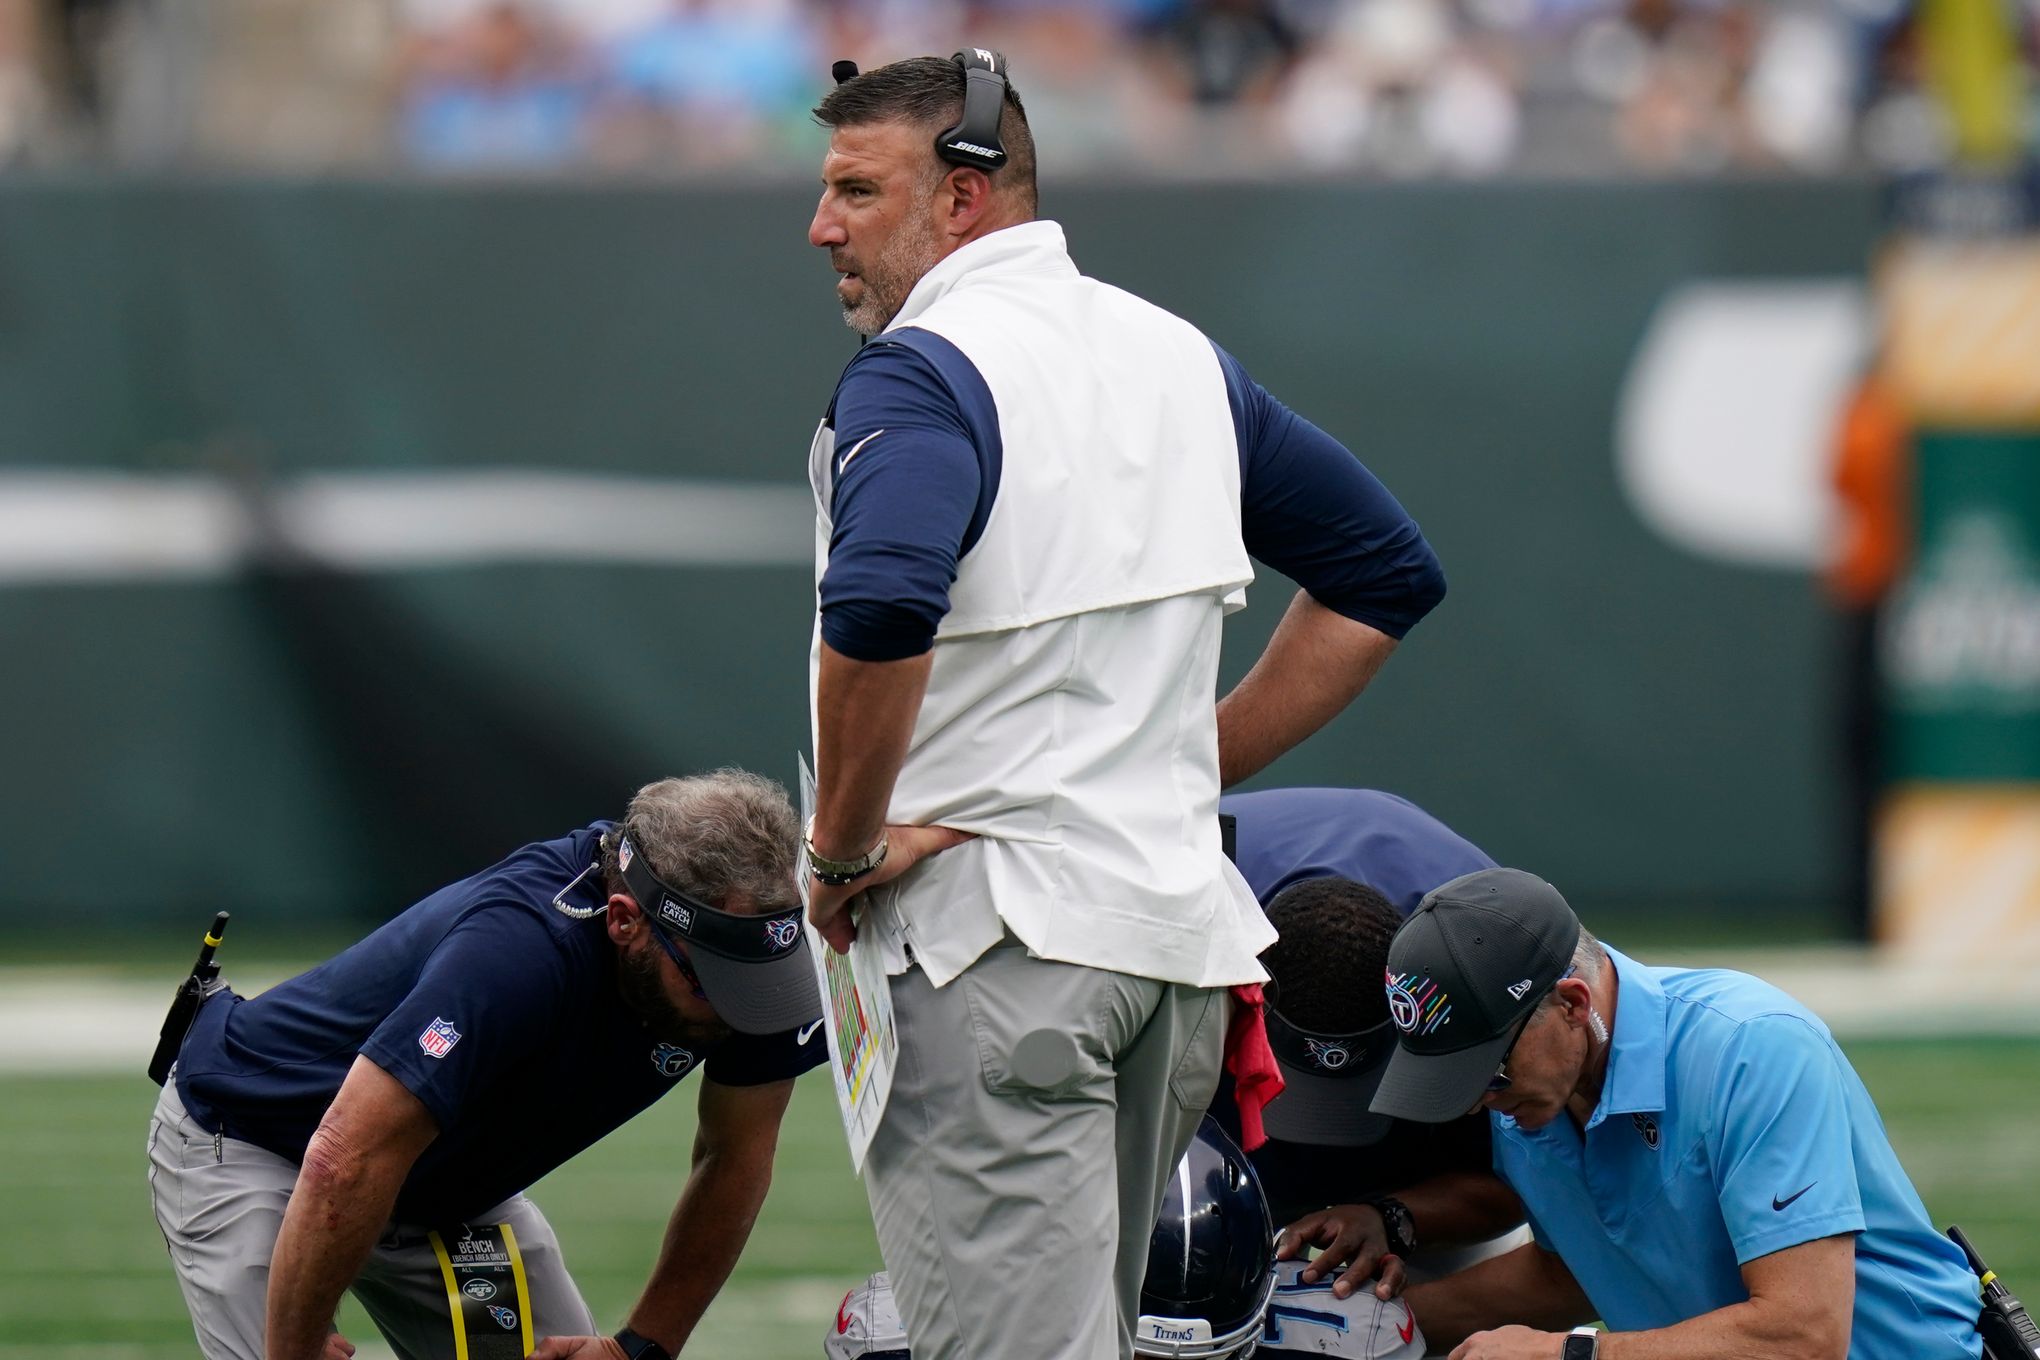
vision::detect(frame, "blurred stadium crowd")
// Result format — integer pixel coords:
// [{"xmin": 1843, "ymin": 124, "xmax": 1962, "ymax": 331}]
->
[{"xmin": 0, "ymin": 0, "xmax": 2034, "ymax": 177}]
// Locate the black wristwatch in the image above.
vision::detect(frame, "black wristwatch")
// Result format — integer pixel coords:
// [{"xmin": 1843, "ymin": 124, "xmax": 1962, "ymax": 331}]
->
[
  {"xmin": 614, "ymin": 1327, "xmax": 673, "ymax": 1360},
  {"xmin": 1366, "ymin": 1196, "xmax": 1417, "ymax": 1258},
  {"xmin": 1562, "ymin": 1325, "xmax": 1600, "ymax": 1359}
]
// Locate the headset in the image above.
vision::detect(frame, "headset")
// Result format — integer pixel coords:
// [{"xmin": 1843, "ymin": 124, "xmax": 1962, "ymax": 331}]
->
[{"xmin": 830, "ymin": 49, "xmax": 1010, "ymax": 172}]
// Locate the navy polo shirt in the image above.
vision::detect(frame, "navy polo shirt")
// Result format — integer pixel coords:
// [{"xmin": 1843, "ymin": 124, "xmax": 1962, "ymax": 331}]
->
[
  {"xmin": 1220, "ymin": 787, "xmax": 1497, "ymax": 915},
  {"xmin": 175, "ymin": 824, "xmax": 825, "ymax": 1225},
  {"xmin": 1495, "ymin": 947, "xmax": 1981, "ymax": 1358}
]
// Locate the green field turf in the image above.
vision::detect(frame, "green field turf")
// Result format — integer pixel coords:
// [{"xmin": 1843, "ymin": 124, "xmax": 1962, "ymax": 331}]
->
[{"xmin": 3, "ymin": 1038, "xmax": 2035, "ymax": 1360}]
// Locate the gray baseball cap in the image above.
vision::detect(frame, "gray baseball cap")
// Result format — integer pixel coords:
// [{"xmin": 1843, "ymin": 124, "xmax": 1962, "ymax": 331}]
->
[
  {"xmin": 1259, "ymin": 1001, "xmax": 1400, "ymax": 1146},
  {"xmin": 1367, "ymin": 868, "xmax": 1580, "ymax": 1123}
]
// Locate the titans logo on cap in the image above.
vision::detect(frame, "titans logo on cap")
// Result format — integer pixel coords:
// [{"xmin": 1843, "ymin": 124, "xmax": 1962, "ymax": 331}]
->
[
  {"xmin": 1302, "ymin": 1037, "xmax": 1351, "ymax": 1070},
  {"xmin": 1385, "ymin": 970, "xmax": 1452, "ymax": 1037},
  {"xmin": 763, "ymin": 916, "xmax": 800, "ymax": 952}
]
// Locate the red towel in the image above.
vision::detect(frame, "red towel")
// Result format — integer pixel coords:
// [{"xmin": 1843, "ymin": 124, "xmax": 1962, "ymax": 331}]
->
[{"xmin": 1225, "ymin": 983, "xmax": 1284, "ymax": 1152}]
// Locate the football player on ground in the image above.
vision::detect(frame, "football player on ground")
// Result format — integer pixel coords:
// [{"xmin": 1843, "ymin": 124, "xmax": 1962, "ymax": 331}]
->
[{"xmin": 826, "ymin": 1118, "xmax": 1426, "ymax": 1360}]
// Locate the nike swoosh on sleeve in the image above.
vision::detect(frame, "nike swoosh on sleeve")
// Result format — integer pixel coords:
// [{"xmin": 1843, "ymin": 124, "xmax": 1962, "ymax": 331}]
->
[
  {"xmin": 1772, "ymin": 1182, "xmax": 1817, "ymax": 1211},
  {"xmin": 837, "ymin": 430, "xmax": 883, "ymax": 476}
]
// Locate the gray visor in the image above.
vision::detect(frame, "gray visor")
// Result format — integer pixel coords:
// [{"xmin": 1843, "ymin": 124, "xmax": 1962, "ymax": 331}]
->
[
  {"xmin": 685, "ymin": 938, "xmax": 823, "ymax": 1035},
  {"xmin": 620, "ymin": 833, "xmax": 823, "ymax": 1035}
]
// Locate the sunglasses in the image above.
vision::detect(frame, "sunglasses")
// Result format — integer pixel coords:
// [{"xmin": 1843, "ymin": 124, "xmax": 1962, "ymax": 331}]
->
[
  {"xmin": 639, "ymin": 914, "xmax": 708, "ymax": 1001},
  {"xmin": 1486, "ymin": 965, "xmax": 1577, "ymax": 1093}
]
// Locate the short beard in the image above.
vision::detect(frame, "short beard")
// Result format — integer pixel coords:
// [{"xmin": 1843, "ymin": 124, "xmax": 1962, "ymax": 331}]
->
[
  {"xmin": 617, "ymin": 942, "xmax": 732, "ymax": 1048},
  {"xmin": 842, "ymin": 204, "xmax": 943, "ymax": 337}
]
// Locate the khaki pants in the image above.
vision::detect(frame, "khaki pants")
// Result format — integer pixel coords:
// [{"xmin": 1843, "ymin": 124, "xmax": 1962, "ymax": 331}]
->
[
  {"xmin": 147, "ymin": 1079, "xmax": 597, "ymax": 1360},
  {"xmin": 864, "ymin": 937, "xmax": 1229, "ymax": 1360}
]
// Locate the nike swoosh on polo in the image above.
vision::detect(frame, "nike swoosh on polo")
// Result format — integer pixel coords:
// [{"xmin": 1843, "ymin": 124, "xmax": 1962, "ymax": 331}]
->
[
  {"xmin": 1773, "ymin": 1182, "xmax": 1817, "ymax": 1211},
  {"xmin": 1395, "ymin": 1301, "xmax": 1415, "ymax": 1345},
  {"xmin": 837, "ymin": 430, "xmax": 883, "ymax": 476},
  {"xmin": 798, "ymin": 1019, "xmax": 824, "ymax": 1045},
  {"xmin": 836, "ymin": 1292, "xmax": 855, "ymax": 1335}
]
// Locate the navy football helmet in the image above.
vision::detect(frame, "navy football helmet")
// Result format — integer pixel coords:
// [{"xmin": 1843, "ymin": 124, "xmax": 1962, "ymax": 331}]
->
[{"xmin": 1136, "ymin": 1116, "xmax": 1278, "ymax": 1360}]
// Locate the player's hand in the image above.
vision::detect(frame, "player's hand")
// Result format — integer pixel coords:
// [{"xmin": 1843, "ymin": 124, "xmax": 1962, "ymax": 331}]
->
[
  {"xmin": 1277, "ymin": 1202, "xmax": 1398, "ymax": 1299},
  {"xmin": 1447, "ymin": 1325, "xmax": 1566, "ymax": 1359},
  {"xmin": 809, "ymin": 825, "xmax": 975, "ymax": 954},
  {"xmin": 321, "ymin": 1332, "xmax": 357, "ymax": 1360},
  {"xmin": 524, "ymin": 1336, "xmax": 627, "ymax": 1360}
]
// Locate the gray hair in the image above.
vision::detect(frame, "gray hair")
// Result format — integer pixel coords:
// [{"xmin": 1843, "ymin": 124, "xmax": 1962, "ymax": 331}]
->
[
  {"xmin": 1535, "ymin": 924, "xmax": 1606, "ymax": 1016},
  {"xmin": 601, "ymin": 769, "xmax": 801, "ymax": 915}
]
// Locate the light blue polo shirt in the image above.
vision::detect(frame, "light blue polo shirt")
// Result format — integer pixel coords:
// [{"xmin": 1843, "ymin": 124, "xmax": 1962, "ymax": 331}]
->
[{"xmin": 1493, "ymin": 947, "xmax": 1981, "ymax": 1359}]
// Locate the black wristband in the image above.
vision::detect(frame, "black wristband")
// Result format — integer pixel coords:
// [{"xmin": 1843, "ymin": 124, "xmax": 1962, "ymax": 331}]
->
[
  {"xmin": 613, "ymin": 1327, "xmax": 673, "ymax": 1360},
  {"xmin": 1366, "ymin": 1196, "xmax": 1417, "ymax": 1258}
]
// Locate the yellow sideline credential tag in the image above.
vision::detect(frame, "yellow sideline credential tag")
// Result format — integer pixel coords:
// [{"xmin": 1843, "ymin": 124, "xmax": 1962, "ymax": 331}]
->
[{"xmin": 427, "ymin": 1222, "xmax": 535, "ymax": 1360}]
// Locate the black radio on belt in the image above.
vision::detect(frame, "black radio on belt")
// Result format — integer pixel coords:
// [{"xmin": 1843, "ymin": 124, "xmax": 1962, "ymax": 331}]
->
[
  {"xmin": 148, "ymin": 911, "xmax": 231, "ymax": 1086},
  {"xmin": 830, "ymin": 48, "xmax": 1010, "ymax": 171},
  {"xmin": 1951, "ymin": 1225, "xmax": 2040, "ymax": 1360}
]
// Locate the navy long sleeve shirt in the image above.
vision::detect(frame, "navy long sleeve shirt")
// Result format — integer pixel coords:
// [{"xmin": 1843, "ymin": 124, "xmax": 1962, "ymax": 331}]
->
[{"xmin": 818, "ymin": 331, "xmax": 1444, "ymax": 661}]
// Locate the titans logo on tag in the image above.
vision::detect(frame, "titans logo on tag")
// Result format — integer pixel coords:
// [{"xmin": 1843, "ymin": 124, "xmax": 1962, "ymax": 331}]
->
[
  {"xmin": 650, "ymin": 1043, "xmax": 696, "ymax": 1078},
  {"xmin": 487, "ymin": 1305, "xmax": 517, "ymax": 1331},
  {"xmin": 1385, "ymin": 971, "xmax": 1452, "ymax": 1037},
  {"xmin": 659, "ymin": 899, "xmax": 694, "ymax": 933},
  {"xmin": 763, "ymin": 917, "xmax": 800, "ymax": 952},
  {"xmin": 1633, "ymin": 1112, "xmax": 1661, "ymax": 1149},
  {"xmin": 1302, "ymin": 1037, "xmax": 1350, "ymax": 1070},
  {"xmin": 418, "ymin": 1017, "xmax": 461, "ymax": 1059}
]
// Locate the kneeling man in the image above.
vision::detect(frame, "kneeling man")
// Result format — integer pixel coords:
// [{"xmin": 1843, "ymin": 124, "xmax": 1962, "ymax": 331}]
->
[
  {"xmin": 149, "ymin": 771, "xmax": 834, "ymax": 1360},
  {"xmin": 1372, "ymin": 869, "xmax": 1985, "ymax": 1360}
]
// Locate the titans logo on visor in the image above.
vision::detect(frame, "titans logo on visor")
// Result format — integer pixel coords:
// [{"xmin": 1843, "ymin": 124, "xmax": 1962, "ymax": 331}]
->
[
  {"xmin": 763, "ymin": 916, "xmax": 800, "ymax": 952},
  {"xmin": 1386, "ymin": 970, "xmax": 1452, "ymax": 1036}
]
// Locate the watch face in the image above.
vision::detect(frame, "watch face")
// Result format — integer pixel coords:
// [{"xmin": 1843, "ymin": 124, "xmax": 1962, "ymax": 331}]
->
[{"xmin": 1562, "ymin": 1332, "xmax": 1598, "ymax": 1360}]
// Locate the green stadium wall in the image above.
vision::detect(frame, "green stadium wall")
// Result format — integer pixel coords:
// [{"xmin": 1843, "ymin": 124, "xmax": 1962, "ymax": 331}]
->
[{"xmin": 0, "ymin": 178, "xmax": 1881, "ymax": 929}]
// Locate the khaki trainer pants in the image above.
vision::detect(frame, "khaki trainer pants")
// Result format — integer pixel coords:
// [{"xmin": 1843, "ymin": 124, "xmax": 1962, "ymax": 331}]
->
[
  {"xmin": 147, "ymin": 1079, "xmax": 597, "ymax": 1360},
  {"xmin": 864, "ymin": 936, "xmax": 1229, "ymax": 1360}
]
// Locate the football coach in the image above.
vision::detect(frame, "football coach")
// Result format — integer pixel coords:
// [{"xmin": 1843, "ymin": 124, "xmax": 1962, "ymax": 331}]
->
[
  {"xmin": 802, "ymin": 48, "xmax": 1445, "ymax": 1360},
  {"xmin": 147, "ymin": 770, "xmax": 828, "ymax": 1360},
  {"xmin": 1371, "ymin": 869, "xmax": 1986, "ymax": 1360}
]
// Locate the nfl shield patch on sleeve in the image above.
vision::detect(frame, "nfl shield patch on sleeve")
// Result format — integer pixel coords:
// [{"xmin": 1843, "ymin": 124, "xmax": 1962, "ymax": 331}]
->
[{"xmin": 419, "ymin": 1017, "xmax": 462, "ymax": 1059}]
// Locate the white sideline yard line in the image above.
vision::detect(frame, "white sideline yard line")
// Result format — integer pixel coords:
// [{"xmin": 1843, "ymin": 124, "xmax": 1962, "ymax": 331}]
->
[
  {"xmin": 0, "ymin": 471, "xmax": 813, "ymax": 581},
  {"xmin": 5, "ymin": 948, "xmax": 2040, "ymax": 1075}
]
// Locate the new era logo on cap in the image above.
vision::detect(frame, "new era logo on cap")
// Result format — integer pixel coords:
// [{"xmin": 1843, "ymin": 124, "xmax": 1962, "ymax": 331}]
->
[{"xmin": 1507, "ymin": 978, "xmax": 1534, "ymax": 1000}]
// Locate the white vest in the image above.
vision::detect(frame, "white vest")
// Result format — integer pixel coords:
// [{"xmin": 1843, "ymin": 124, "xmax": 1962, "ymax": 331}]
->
[{"xmin": 809, "ymin": 221, "xmax": 1274, "ymax": 989}]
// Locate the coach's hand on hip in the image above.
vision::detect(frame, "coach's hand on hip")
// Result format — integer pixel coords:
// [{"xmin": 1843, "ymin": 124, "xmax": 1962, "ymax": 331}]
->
[{"xmin": 809, "ymin": 825, "xmax": 975, "ymax": 954}]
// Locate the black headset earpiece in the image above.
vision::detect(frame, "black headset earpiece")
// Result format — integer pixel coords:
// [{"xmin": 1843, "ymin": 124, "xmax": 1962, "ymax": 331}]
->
[{"xmin": 935, "ymin": 48, "xmax": 1009, "ymax": 171}]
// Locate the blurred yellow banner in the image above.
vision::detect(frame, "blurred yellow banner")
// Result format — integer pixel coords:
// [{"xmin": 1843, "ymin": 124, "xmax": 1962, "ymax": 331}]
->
[{"xmin": 1881, "ymin": 238, "xmax": 2040, "ymax": 425}]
